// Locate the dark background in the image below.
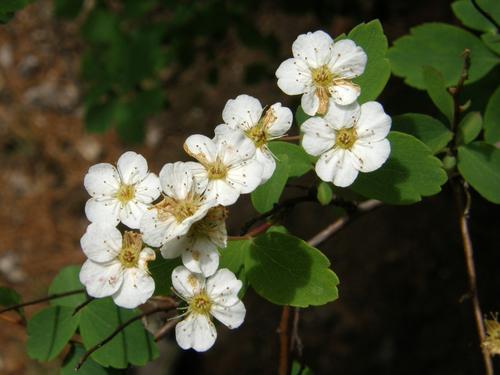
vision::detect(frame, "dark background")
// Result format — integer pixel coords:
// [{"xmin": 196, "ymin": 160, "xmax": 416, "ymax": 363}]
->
[{"xmin": 0, "ymin": 0, "xmax": 499, "ymax": 374}]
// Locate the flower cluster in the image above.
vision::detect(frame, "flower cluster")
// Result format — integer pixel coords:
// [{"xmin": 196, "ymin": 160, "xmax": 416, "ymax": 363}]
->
[{"xmin": 77, "ymin": 29, "xmax": 391, "ymax": 352}]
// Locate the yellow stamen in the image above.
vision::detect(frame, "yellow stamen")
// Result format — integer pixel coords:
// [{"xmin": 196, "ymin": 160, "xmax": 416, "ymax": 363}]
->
[
  {"xmin": 118, "ymin": 231, "xmax": 142, "ymax": 268},
  {"xmin": 189, "ymin": 292, "xmax": 212, "ymax": 316},
  {"xmin": 154, "ymin": 194, "xmax": 202, "ymax": 223},
  {"xmin": 206, "ymin": 158, "xmax": 228, "ymax": 180},
  {"xmin": 116, "ymin": 184, "xmax": 135, "ymax": 205},
  {"xmin": 483, "ymin": 314, "xmax": 500, "ymax": 356},
  {"xmin": 245, "ymin": 108, "xmax": 277, "ymax": 148},
  {"xmin": 335, "ymin": 127, "xmax": 357, "ymax": 149}
]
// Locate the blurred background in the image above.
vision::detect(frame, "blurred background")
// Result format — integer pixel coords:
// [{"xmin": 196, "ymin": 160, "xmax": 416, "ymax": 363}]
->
[{"xmin": 0, "ymin": 0, "xmax": 499, "ymax": 374}]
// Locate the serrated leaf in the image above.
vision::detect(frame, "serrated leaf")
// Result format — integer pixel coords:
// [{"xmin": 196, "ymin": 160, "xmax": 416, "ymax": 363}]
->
[
  {"xmin": 391, "ymin": 113, "xmax": 452, "ymax": 153},
  {"xmin": 458, "ymin": 142, "xmax": 500, "ymax": 203},
  {"xmin": 245, "ymin": 232, "xmax": 339, "ymax": 307},
  {"xmin": 27, "ymin": 306, "xmax": 79, "ymax": 361},
  {"xmin": 251, "ymin": 154, "xmax": 289, "ymax": 213},
  {"xmin": 295, "ymin": 106, "xmax": 311, "ymax": 126},
  {"xmin": 351, "ymin": 132, "xmax": 448, "ymax": 204},
  {"xmin": 317, "ymin": 181, "xmax": 333, "ymax": 205},
  {"xmin": 61, "ymin": 344, "xmax": 114, "ymax": 375},
  {"xmin": 457, "ymin": 111, "xmax": 482, "ymax": 145},
  {"xmin": 48, "ymin": 265, "xmax": 86, "ymax": 308},
  {"xmin": 347, "ymin": 19, "xmax": 391, "ymax": 102},
  {"xmin": 388, "ymin": 23, "xmax": 500, "ymax": 89},
  {"xmin": 80, "ymin": 298, "xmax": 159, "ymax": 368},
  {"xmin": 452, "ymin": 0, "xmax": 496, "ymax": 32},
  {"xmin": 422, "ymin": 66, "xmax": 454, "ymax": 122},
  {"xmin": 219, "ymin": 240, "xmax": 251, "ymax": 297},
  {"xmin": 268, "ymin": 141, "xmax": 313, "ymax": 178},
  {"xmin": 149, "ymin": 257, "xmax": 182, "ymax": 296},
  {"xmin": 0, "ymin": 287, "xmax": 24, "ymax": 318},
  {"xmin": 484, "ymin": 85, "xmax": 500, "ymax": 144}
]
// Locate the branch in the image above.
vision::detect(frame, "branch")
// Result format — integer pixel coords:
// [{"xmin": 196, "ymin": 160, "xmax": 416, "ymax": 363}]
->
[
  {"xmin": 76, "ymin": 302, "xmax": 177, "ymax": 370},
  {"xmin": 280, "ymin": 135, "xmax": 301, "ymax": 142},
  {"xmin": 0, "ymin": 289, "xmax": 85, "ymax": 315},
  {"xmin": 278, "ymin": 305, "xmax": 290, "ymax": 375},
  {"xmin": 449, "ymin": 49, "xmax": 471, "ymax": 134},
  {"xmin": 154, "ymin": 317, "xmax": 180, "ymax": 342}
]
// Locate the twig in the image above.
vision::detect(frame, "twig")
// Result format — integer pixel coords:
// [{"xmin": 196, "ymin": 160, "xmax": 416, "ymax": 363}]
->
[
  {"xmin": 290, "ymin": 307, "xmax": 303, "ymax": 358},
  {"xmin": 278, "ymin": 305, "xmax": 290, "ymax": 375},
  {"xmin": 76, "ymin": 303, "xmax": 177, "ymax": 370},
  {"xmin": 280, "ymin": 135, "xmax": 301, "ymax": 142},
  {"xmin": 154, "ymin": 317, "xmax": 180, "ymax": 341},
  {"xmin": 0, "ymin": 289, "xmax": 85, "ymax": 315},
  {"xmin": 449, "ymin": 49, "xmax": 471, "ymax": 134}
]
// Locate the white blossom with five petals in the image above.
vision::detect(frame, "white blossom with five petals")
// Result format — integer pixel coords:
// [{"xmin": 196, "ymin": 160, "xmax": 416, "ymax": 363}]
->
[
  {"xmin": 172, "ymin": 266, "xmax": 246, "ymax": 352},
  {"xmin": 79, "ymin": 223, "xmax": 156, "ymax": 309},
  {"xmin": 216, "ymin": 94, "xmax": 293, "ymax": 182},
  {"xmin": 276, "ymin": 30, "xmax": 367, "ymax": 116},
  {"xmin": 183, "ymin": 130, "xmax": 263, "ymax": 206},
  {"xmin": 301, "ymin": 100, "xmax": 391, "ymax": 187},
  {"xmin": 84, "ymin": 151, "xmax": 161, "ymax": 229}
]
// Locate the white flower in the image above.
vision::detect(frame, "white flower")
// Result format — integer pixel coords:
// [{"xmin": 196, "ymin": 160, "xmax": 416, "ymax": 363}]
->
[
  {"xmin": 172, "ymin": 266, "xmax": 246, "ymax": 352},
  {"xmin": 84, "ymin": 151, "xmax": 161, "ymax": 229},
  {"xmin": 79, "ymin": 223, "xmax": 156, "ymax": 309},
  {"xmin": 301, "ymin": 100, "xmax": 391, "ymax": 187},
  {"xmin": 216, "ymin": 94, "xmax": 293, "ymax": 182},
  {"xmin": 183, "ymin": 130, "xmax": 263, "ymax": 206},
  {"xmin": 276, "ymin": 30, "xmax": 367, "ymax": 116},
  {"xmin": 161, "ymin": 205, "xmax": 227, "ymax": 277},
  {"xmin": 140, "ymin": 162, "xmax": 215, "ymax": 248}
]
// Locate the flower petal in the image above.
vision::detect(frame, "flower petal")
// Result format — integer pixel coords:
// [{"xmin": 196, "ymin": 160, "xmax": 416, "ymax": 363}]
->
[
  {"xmin": 222, "ymin": 94, "xmax": 263, "ymax": 131},
  {"xmin": 328, "ymin": 39, "xmax": 367, "ymax": 79},
  {"xmin": 356, "ymin": 101, "xmax": 392, "ymax": 141},
  {"xmin": 255, "ymin": 148, "xmax": 276, "ymax": 183},
  {"xmin": 175, "ymin": 313, "xmax": 217, "ymax": 352},
  {"xmin": 351, "ymin": 138, "xmax": 391, "ymax": 172},
  {"xmin": 301, "ymin": 90, "xmax": 320, "ymax": 116},
  {"xmin": 301, "ymin": 117, "xmax": 336, "ymax": 156},
  {"xmin": 184, "ymin": 161, "xmax": 209, "ymax": 194},
  {"xmin": 184, "ymin": 135, "xmax": 217, "ymax": 164},
  {"xmin": 84, "ymin": 163, "xmax": 120, "ymax": 197},
  {"xmin": 159, "ymin": 162, "xmax": 195, "ymax": 200},
  {"xmin": 206, "ymin": 179, "xmax": 241, "ymax": 206},
  {"xmin": 120, "ymin": 200, "xmax": 149, "ymax": 229},
  {"xmin": 292, "ymin": 30, "xmax": 334, "ymax": 68},
  {"xmin": 181, "ymin": 236, "xmax": 220, "ymax": 277},
  {"xmin": 112, "ymin": 268, "xmax": 155, "ymax": 309},
  {"xmin": 227, "ymin": 159, "xmax": 263, "ymax": 194},
  {"xmin": 80, "ymin": 222, "xmax": 122, "ymax": 263},
  {"xmin": 216, "ymin": 128, "xmax": 256, "ymax": 166},
  {"xmin": 211, "ymin": 300, "xmax": 246, "ymax": 329},
  {"xmin": 135, "ymin": 173, "xmax": 161, "ymax": 203},
  {"xmin": 85, "ymin": 198, "xmax": 121, "ymax": 226},
  {"xmin": 171, "ymin": 265, "xmax": 204, "ymax": 299},
  {"xmin": 323, "ymin": 100, "xmax": 360, "ymax": 130},
  {"xmin": 206, "ymin": 268, "xmax": 243, "ymax": 306},
  {"xmin": 117, "ymin": 151, "xmax": 148, "ymax": 185},
  {"xmin": 275, "ymin": 58, "xmax": 311, "ymax": 95},
  {"xmin": 315, "ymin": 149, "xmax": 360, "ymax": 187},
  {"xmin": 330, "ymin": 82, "xmax": 360, "ymax": 106},
  {"xmin": 140, "ymin": 209, "xmax": 187, "ymax": 247},
  {"xmin": 79, "ymin": 259, "xmax": 123, "ymax": 298},
  {"xmin": 266, "ymin": 103, "xmax": 293, "ymax": 137},
  {"xmin": 160, "ymin": 234, "xmax": 192, "ymax": 259}
]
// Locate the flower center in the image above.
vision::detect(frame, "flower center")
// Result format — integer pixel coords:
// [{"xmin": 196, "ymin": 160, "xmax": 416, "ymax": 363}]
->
[
  {"xmin": 155, "ymin": 195, "xmax": 202, "ymax": 223},
  {"xmin": 245, "ymin": 108, "xmax": 277, "ymax": 148},
  {"xmin": 207, "ymin": 158, "xmax": 228, "ymax": 180},
  {"xmin": 116, "ymin": 184, "xmax": 135, "ymax": 205},
  {"xmin": 118, "ymin": 231, "xmax": 142, "ymax": 268},
  {"xmin": 311, "ymin": 65, "xmax": 334, "ymax": 88},
  {"xmin": 189, "ymin": 292, "xmax": 212, "ymax": 316},
  {"xmin": 335, "ymin": 127, "xmax": 357, "ymax": 149}
]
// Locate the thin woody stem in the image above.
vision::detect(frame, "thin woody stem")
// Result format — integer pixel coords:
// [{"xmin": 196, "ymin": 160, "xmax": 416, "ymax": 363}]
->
[
  {"xmin": 280, "ymin": 135, "xmax": 301, "ymax": 142},
  {"xmin": 0, "ymin": 289, "xmax": 85, "ymax": 315},
  {"xmin": 278, "ymin": 305, "xmax": 290, "ymax": 375}
]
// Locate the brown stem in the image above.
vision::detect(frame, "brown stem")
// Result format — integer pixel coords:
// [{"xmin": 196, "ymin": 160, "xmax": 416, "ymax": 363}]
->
[
  {"xmin": 154, "ymin": 317, "xmax": 180, "ymax": 342},
  {"xmin": 72, "ymin": 298, "xmax": 94, "ymax": 316},
  {"xmin": 278, "ymin": 305, "xmax": 290, "ymax": 375},
  {"xmin": 290, "ymin": 307, "xmax": 303, "ymax": 358},
  {"xmin": 0, "ymin": 289, "xmax": 85, "ymax": 315},
  {"xmin": 76, "ymin": 303, "xmax": 177, "ymax": 370},
  {"xmin": 280, "ymin": 135, "xmax": 301, "ymax": 142}
]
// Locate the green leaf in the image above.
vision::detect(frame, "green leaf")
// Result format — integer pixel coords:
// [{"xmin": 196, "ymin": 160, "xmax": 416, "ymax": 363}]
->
[
  {"xmin": 85, "ymin": 100, "xmax": 116, "ymax": 133},
  {"xmin": 457, "ymin": 111, "xmax": 483, "ymax": 145},
  {"xmin": 245, "ymin": 232, "xmax": 339, "ymax": 307},
  {"xmin": 317, "ymin": 181, "xmax": 333, "ymax": 205},
  {"xmin": 0, "ymin": 287, "xmax": 23, "ymax": 317},
  {"xmin": 422, "ymin": 66, "xmax": 454, "ymax": 122},
  {"xmin": 391, "ymin": 113, "xmax": 452, "ymax": 154},
  {"xmin": 482, "ymin": 33, "xmax": 500, "ymax": 55},
  {"xmin": 452, "ymin": 0, "xmax": 496, "ymax": 32},
  {"xmin": 61, "ymin": 344, "xmax": 114, "ymax": 375},
  {"xmin": 27, "ymin": 306, "xmax": 79, "ymax": 361},
  {"xmin": 295, "ymin": 106, "xmax": 311, "ymax": 126},
  {"xmin": 80, "ymin": 298, "xmax": 159, "ymax": 368},
  {"xmin": 388, "ymin": 23, "xmax": 500, "ymax": 89},
  {"xmin": 484, "ymin": 85, "xmax": 500, "ymax": 144},
  {"xmin": 53, "ymin": 0, "xmax": 84, "ymax": 19},
  {"xmin": 458, "ymin": 142, "xmax": 500, "ymax": 203},
  {"xmin": 219, "ymin": 240, "xmax": 251, "ymax": 297},
  {"xmin": 251, "ymin": 154, "xmax": 289, "ymax": 213},
  {"xmin": 477, "ymin": 0, "xmax": 500, "ymax": 25},
  {"xmin": 291, "ymin": 361, "xmax": 314, "ymax": 375},
  {"xmin": 347, "ymin": 19, "xmax": 391, "ymax": 103},
  {"xmin": 48, "ymin": 265, "xmax": 86, "ymax": 308},
  {"xmin": 268, "ymin": 141, "xmax": 313, "ymax": 178},
  {"xmin": 0, "ymin": 0, "xmax": 33, "ymax": 23},
  {"xmin": 351, "ymin": 132, "xmax": 448, "ymax": 204},
  {"xmin": 149, "ymin": 257, "xmax": 182, "ymax": 296}
]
